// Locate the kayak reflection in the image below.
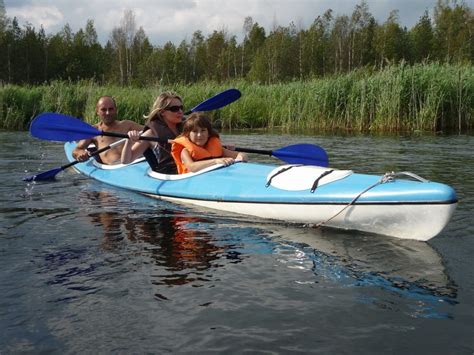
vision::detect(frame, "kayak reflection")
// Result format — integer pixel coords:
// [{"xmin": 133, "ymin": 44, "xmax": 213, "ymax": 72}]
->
[
  {"xmin": 252, "ymin": 223, "xmax": 458, "ymax": 318},
  {"xmin": 84, "ymin": 189, "xmax": 238, "ymax": 287}
]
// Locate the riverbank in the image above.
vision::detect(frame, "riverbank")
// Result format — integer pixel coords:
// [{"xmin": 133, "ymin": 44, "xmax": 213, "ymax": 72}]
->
[{"xmin": 0, "ymin": 63, "xmax": 472, "ymax": 133}]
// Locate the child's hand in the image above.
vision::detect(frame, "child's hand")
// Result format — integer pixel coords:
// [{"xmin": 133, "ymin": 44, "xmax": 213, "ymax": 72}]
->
[
  {"xmin": 215, "ymin": 157, "xmax": 235, "ymax": 166},
  {"xmin": 235, "ymin": 153, "xmax": 247, "ymax": 162}
]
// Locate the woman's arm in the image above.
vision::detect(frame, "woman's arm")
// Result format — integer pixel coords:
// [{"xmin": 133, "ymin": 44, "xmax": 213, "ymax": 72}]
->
[{"xmin": 121, "ymin": 130, "xmax": 150, "ymax": 164}]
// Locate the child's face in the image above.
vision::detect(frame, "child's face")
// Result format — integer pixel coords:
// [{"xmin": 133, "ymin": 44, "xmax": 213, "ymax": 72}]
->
[{"xmin": 189, "ymin": 126, "xmax": 209, "ymax": 146}]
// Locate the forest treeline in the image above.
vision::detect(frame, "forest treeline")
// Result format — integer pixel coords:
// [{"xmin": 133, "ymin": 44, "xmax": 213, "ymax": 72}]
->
[{"xmin": 0, "ymin": 0, "xmax": 472, "ymax": 86}]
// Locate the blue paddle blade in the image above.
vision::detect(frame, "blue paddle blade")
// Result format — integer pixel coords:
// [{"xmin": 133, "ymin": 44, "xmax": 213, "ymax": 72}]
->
[
  {"xmin": 273, "ymin": 144, "xmax": 329, "ymax": 166},
  {"xmin": 23, "ymin": 167, "xmax": 63, "ymax": 182},
  {"xmin": 190, "ymin": 89, "xmax": 241, "ymax": 112},
  {"xmin": 30, "ymin": 113, "xmax": 101, "ymax": 141}
]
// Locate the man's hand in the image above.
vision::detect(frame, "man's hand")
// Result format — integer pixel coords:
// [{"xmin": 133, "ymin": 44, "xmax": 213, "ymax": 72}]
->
[{"xmin": 74, "ymin": 149, "xmax": 90, "ymax": 161}]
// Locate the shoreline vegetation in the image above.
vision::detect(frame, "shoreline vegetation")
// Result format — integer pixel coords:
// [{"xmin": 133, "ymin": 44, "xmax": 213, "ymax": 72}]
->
[{"xmin": 0, "ymin": 63, "xmax": 472, "ymax": 134}]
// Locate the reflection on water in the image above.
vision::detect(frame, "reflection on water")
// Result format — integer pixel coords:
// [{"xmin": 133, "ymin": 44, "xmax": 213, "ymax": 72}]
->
[
  {"xmin": 82, "ymin": 189, "xmax": 242, "ymax": 289},
  {"xmin": 260, "ymin": 224, "xmax": 458, "ymax": 318},
  {"xmin": 69, "ymin": 186, "xmax": 458, "ymax": 319}
]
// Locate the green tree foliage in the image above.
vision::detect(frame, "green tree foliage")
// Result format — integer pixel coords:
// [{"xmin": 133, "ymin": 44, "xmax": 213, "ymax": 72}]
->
[
  {"xmin": 375, "ymin": 10, "xmax": 410, "ymax": 65},
  {"xmin": 350, "ymin": 1, "xmax": 377, "ymax": 68},
  {"xmin": 433, "ymin": 0, "xmax": 473, "ymax": 62},
  {"xmin": 306, "ymin": 10, "xmax": 333, "ymax": 77},
  {"xmin": 0, "ymin": 0, "xmax": 6, "ymax": 32},
  {"xmin": 410, "ymin": 11, "xmax": 434, "ymax": 62}
]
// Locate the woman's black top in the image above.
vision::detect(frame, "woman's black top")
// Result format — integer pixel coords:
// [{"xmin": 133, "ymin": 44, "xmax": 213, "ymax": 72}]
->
[{"xmin": 142, "ymin": 120, "xmax": 182, "ymax": 174}]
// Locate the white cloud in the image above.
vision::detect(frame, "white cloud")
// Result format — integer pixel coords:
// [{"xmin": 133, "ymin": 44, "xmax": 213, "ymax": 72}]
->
[
  {"xmin": 4, "ymin": 0, "xmax": 474, "ymax": 45},
  {"xmin": 6, "ymin": 4, "xmax": 63, "ymax": 28}
]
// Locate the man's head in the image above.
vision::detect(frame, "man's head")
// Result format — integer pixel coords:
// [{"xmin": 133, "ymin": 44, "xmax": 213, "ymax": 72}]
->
[{"xmin": 96, "ymin": 96, "xmax": 117, "ymax": 125}]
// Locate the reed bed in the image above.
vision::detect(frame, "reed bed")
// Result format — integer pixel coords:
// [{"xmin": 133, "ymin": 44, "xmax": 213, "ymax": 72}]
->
[{"xmin": 0, "ymin": 63, "xmax": 472, "ymax": 133}]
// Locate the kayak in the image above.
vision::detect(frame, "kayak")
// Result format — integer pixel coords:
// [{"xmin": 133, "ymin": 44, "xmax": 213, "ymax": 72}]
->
[{"xmin": 64, "ymin": 142, "xmax": 457, "ymax": 241}]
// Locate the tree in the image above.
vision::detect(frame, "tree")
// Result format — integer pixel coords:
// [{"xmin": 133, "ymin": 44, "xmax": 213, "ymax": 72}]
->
[
  {"xmin": 21, "ymin": 24, "xmax": 46, "ymax": 83},
  {"xmin": 175, "ymin": 39, "xmax": 191, "ymax": 83},
  {"xmin": 110, "ymin": 27, "xmax": 126, "ymax": 84},
  {"xmin": 130, "ymin": 26, "xmax": 153, "ymax": 85},
  {"xmin": 190, "ymin": 30, "xmax": 206, "ymax": 82},
  {"xmin": 434, "ymin": 0, "xmax": 473, "ymax": 62},
  {"xmin": 251, "ymin": 25, "xmax": 296, "ymax": 82},
  {"xmin": 0, "ymin": 0, "xmax": 6, "ymax": 32},
  {"xmin": 4, "ymin": 17, "xmax": 23, "ymax": 83},
  {"xmin": 84, "ymin": 19, "xmax": 105, "ymax": 81},
  {"xmin": 350, "ymin": 1, "xmax": 376, "ymax": 68},
  {"xmin": 241, "ymin": 16, "xmax": 253, "ymax": 77},
  {"xmin": 47, "ymin": 31, "xmax": 69, "ymax": 81},
  {"xmin": 307, "ymin": 9, "xmax": 333, "ymax": 77},
  {"xmin": 206, "ymin": 30, "xmax": 227, "ymax": 81},
  {"xmin": 246, "ymin": 22, "xmax": 266, "ymax": 70},
  {"xmin": 374, "ymin": 10, "xmax": 410, "ymax": 65},
  {"xmin": 0, "ymin": 0, "xmax": 9, "ymax": 83},
  {"xmin": 160, "ymin": 41, "xmax": 177, "ymax": 84},
  {"xmin": 331, "ymin": 15, "xmax": 351, "ymax": 73},
  {"xmin": 410, "ymin": 10, "xmax": 434, "ymax": 62},
  {"xmin": 110, "ymin": 9, "xmax": 137, "ymax": 85}
]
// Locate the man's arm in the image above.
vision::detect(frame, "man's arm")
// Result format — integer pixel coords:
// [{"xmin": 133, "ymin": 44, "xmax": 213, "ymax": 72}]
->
[
  {"xmin": 72, "ymin": 138, "xmax": 94, "ymax": 161},
  {"xmin": 125, "ymin": 120, "xmax": 144, "ymax": 132}
]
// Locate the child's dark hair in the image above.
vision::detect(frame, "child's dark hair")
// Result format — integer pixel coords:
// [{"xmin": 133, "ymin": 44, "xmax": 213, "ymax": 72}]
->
[{"xmin": 182, "ymin": 112, "xmax": 219, "ymax": 138}]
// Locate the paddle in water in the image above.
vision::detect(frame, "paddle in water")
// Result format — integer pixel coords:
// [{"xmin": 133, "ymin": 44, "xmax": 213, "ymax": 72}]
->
[
  {"xmin": 23, "ymin": 139, "xmax": 126, "ymax": 182},
  {"xmin": 25, "ymin": 89, "xmax": 241, "ymax": 181}
]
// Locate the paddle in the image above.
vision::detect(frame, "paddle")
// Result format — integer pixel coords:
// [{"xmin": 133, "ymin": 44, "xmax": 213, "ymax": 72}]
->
[
  {"xmin": 23, "ymin": 138, "xmax": 126, "ymax": 182},
  {"xmin": 185, "ymin": 88, "xmax": 241, "ymax": 115},
  {"xmin": 235, "ymin": 144, "xmax": 329, "ymax": 167},
  {"xmin": 25, "ymin": 89, "xmax": 241, "ymax": 181}
]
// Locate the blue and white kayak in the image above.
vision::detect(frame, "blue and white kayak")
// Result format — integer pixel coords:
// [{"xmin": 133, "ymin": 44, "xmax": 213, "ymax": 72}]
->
[{"xmin": 64, "ymin": 142, "xmax": 457, "ymax": 241}]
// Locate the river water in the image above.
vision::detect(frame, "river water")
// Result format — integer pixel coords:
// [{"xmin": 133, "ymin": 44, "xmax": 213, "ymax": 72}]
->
[{"xmin": 1, "ymin": 131, "xmax": 473, "ymax": 354}]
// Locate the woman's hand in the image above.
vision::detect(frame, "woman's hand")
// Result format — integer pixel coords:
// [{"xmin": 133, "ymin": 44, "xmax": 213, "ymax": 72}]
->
[{"xmin": 127, "ymin": 130, "xmax": 141, "ymax": 143}]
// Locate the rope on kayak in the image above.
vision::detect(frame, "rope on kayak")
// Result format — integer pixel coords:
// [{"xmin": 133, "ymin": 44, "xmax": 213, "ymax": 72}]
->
[{"xmin": 315, "ymin": 171, "xmax": 429, "ymax": 228}]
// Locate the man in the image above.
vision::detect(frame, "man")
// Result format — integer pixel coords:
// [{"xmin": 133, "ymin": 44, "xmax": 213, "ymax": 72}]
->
[{"xmin": 72, "ymin": 96, "xmax": 143, "ymax": 164}]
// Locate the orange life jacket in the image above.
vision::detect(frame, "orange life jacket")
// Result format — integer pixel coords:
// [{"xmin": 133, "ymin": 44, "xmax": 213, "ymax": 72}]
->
[{"xmin": 171, "ymin": 136, "xmax": 223, "ymax": 174}]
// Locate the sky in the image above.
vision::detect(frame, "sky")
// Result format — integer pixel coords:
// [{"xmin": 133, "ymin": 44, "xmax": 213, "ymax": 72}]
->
[{"xmin": 4, "ymin": 0, "xmax": 474, "ymax": 46}]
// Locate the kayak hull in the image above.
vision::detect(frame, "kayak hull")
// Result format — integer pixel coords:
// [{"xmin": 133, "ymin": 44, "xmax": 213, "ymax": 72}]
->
[
  {"xmin": 148, "ymin": 196, "xmax": 456, "ymax": 241},
  {"xmin": 64, "ymin": 142, "xmax": 457, "ymax": 241}
]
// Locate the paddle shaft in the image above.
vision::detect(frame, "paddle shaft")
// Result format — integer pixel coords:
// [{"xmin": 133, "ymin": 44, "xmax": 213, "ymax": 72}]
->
[
  {"xmin": 69, "ymin": 138, "xmax": 129, "ymax": 167},
  {"xmin": 99, "ymin": 130, "xmax": 171, "ymax": 143},
  {"xmin": 234, "ymin": 147, "xmax": 273, "ymax": 156},
  {"xmin": 234, "ymin": 144, "xmax": 329, "ymax": 166}
]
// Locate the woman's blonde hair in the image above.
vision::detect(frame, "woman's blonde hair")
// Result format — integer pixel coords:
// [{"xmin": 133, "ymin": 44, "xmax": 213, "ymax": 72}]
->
[
  {"xmin": 144, "ymin": 91, "xmax": 183, "ymax": 124},
  {"xmin": 181, "ymin": 112, "xmax": 219, "ymax": 139}
]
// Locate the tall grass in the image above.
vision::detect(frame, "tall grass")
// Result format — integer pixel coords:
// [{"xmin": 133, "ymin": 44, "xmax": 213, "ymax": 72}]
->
[
  {"xmin": 1, "ymin": 63, "xmax": 472, "ymax": 133},
  {"xmin": 227, "ymin": 63, "xmax": 473, "ymax": 132}
]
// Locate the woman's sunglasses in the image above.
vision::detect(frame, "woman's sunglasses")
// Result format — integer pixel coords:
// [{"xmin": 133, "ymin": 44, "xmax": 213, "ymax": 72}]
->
[{"xmin": 165, "ymin": 105, "xmax": 184, "ymax": 112}]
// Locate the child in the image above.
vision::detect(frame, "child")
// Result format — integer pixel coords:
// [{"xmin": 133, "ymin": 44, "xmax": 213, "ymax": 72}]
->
[{"xmin": 171, "ymin": 112, "xmax": 247, "ymax": 174}]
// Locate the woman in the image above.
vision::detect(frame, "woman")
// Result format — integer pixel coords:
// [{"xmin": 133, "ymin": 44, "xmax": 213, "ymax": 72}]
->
[{"xmin": 121, "ymin": 92, "xmax": 184, "ymax": 174}]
